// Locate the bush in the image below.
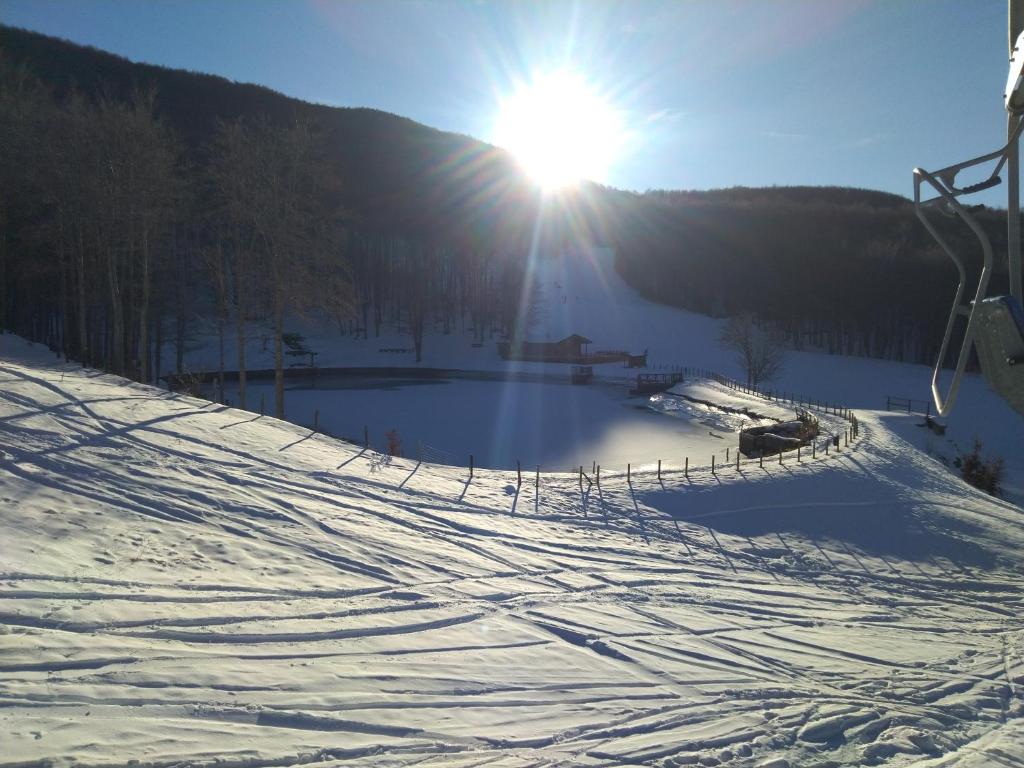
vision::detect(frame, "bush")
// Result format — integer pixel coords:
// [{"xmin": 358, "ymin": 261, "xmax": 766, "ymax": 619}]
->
[
  {"xmin": 386, "ymin": 429, "xmax": 402, "ymax": 458},
  {"xmin": 953, "ymin": 439, "xmax": 1004, "ymax": 497}
]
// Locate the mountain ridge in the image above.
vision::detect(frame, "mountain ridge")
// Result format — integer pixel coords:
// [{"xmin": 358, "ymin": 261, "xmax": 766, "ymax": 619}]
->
[{"xmin": 0, "ymin": 23, "xmax": 911, "ymax": 209}]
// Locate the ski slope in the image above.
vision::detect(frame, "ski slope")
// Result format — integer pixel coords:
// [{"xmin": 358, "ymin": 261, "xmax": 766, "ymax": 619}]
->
[{"xmin": 2, "ymin": 336, "xmax": 1023, "ymax": 767}]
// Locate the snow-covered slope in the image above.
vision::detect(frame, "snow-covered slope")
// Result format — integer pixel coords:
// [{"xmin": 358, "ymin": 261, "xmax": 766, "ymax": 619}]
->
[{"xmin": 2, "ymin": 336, "xmax": 1023, "ymax": 767}]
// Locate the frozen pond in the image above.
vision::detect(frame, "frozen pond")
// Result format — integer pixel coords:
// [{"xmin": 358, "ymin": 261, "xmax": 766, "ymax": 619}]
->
[{"xmin": 220, "ymin": 377, "xmax": 739, "ymax": 471}]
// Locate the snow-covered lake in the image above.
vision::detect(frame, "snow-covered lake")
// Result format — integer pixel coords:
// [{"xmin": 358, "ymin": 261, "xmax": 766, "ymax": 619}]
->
[{"xmin": 220, "ymin": 377, "xmax": 737, "ymax": 470}]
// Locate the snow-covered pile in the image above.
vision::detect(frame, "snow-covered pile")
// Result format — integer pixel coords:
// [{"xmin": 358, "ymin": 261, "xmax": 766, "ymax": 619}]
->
[
  {"xmin": 2, "ymin": 335, "xmax": 1023, "ymax": 767},
  {"xmin": 650, "ymin": 380, "xmax": 805, "ymax": 435}
]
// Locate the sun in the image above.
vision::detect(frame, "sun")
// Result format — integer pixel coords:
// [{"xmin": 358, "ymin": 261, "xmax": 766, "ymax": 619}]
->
[{"xmin": 496, "ymin": 72, "xmax": 623, "ymax": 191}]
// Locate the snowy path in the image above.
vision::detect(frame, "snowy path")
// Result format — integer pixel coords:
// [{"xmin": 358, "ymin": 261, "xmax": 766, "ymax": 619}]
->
[{"xmin": 2, "ymin": 339, "xmax": 1023, "ymax": 767}]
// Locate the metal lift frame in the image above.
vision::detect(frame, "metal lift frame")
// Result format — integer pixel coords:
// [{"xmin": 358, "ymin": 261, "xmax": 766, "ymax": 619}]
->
[{"xmin": 911, "ymin": 1, "xmax": 1024, "ymax": 417}]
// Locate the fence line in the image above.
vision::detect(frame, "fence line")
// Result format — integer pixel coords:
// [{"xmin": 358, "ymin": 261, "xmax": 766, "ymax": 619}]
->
[
  {"xmin": 298, "ymin": 371, "xmax": 862, "ymax": 491},
  {"xmin": 345, "ymin": 412, "xmax": 864, "ymax": 533},
  {"xmin": 209, "ymin": 368, "xmax": 863, "ymax": 496},
  {"xmin": 886, "ymin": 395, "xmax": 931, "ymax": 417}
]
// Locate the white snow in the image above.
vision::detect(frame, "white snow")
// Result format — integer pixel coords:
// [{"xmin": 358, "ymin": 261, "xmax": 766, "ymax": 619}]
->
[
  {"xmin": 170, "ymin": 245, "xmax": 1024, "ymax": 504},
  {"xmin": 2, "ymin": 334, "xmax": 1023, "ymax": 767},
  {"xmin": 219, "ymin": 377, "xmax": 765, "ymax": 472}
]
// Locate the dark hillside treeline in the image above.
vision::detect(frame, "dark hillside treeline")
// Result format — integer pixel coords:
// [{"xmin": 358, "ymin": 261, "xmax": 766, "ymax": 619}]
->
[
  {"xmin": 610, "ymin": 187, "xmax": 1011, "ymax": 366},
  {"xmin": 0, "ymin": 26, "xmax": 585, "ymax": 420},
  {"xmin": 0, "ymin": 24, "xmax": 546, "ymax": 245}
]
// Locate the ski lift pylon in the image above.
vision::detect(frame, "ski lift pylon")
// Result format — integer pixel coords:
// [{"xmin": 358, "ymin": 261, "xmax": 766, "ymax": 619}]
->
[{"xmin": 912, "ymin": 13, "xmax": 1024, "ymax": 418}]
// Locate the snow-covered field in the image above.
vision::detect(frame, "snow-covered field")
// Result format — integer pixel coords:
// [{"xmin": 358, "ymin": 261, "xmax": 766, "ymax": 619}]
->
[
  {"xmin": 220, "ymin": 377, "xmax": 760, "ymax": 472},
  {"xmin": 173, "ymin": 246, "xmax": 1024, "ymax": 504},
  {"xmin": 3, "ymin": 336, "xmax": 1023, "ymax": 767}
]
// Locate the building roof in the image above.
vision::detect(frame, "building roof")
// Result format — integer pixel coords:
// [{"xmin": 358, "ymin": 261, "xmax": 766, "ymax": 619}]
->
[{"xmin": 560, "ymin": 334, "xmax": 593, "ymax": 344}]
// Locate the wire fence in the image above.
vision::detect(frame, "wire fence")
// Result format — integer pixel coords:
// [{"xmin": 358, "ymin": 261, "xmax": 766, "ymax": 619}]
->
[
  {"xmin": 333, "ymin": 409, "xmax": 864, "ymax": 534},
  {"xmin": 886, "ymin": 395, "xmax": 932, "ymax": 417},
  {"xmin": 191, "ymin": 368, "xmax": 865, "ymax": 535},
  {"xmin": 289, "ymin": 369, "xmax": 862, "ymax": 490}
]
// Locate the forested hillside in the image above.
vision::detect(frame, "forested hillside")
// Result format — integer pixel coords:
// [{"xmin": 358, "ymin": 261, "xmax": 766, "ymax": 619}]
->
[
  {"xmin": 0, "ymin": 23, "xmax": 1010, "ymax": 398},
  {"xmin": 0, "ymin": 25, "xmax": 578, "ymax": 419},
  {"xmin": 610, "ymin": 187, "xmax": 1012, "ymax": 365}
]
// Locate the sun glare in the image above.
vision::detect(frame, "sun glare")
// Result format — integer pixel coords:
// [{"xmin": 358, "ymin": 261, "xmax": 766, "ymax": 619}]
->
[{"xmin": 496, "ymin": 72, "xmax": 623, "ymax": 191}]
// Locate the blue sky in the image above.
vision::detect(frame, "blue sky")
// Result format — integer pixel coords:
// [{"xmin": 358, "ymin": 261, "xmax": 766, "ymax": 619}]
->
[{"xmin": 0, "ymin": 0, "xmax": 1012, "ymax": 198}]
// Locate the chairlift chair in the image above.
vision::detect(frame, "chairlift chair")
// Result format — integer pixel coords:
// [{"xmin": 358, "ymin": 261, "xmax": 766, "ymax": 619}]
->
[{"xmin": 912, "ymin": 27, "xmax": 1024, "ymax": 417}]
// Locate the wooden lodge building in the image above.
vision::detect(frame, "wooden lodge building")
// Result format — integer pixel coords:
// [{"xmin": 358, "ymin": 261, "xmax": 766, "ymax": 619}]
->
[
  {"xmin": 497, "ymin": 335, "xmax": 648, "ymax": 367},
  {"xmin": 497, "ymin": 334, "xmax": 592, "ymax": 363}
]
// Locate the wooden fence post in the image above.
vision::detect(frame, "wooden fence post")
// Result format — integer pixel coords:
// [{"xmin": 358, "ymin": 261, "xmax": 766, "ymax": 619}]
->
[
  {"xmin": 813, "ymin": 441, "xmax": 816, "ymax": 459},
  {"xmin": 469, "ymin": 454, "xmax": 474, "ymax": 479},
  {"xmin": 736, "ymin": 451, "xmax": 740, "ymax": 471},
  {"xmin": 597, "ymin": 465, "xmax": 601, "ymax": 487},
  {"xmin": 579, "ymin": 465, "xmax": 583, "ymax": 489},
  {"xmin": 535, "ymin": 465, "xmax": 539, "ymax": 493},
  {"xmin": 517, "ymin": 460, "xmax": 522, "ymax": 487},
  {"xmin": 684, "ymin": 457, "xmax": 688, "ymax": 478},
  {"xmin": 759, "ymin": 453, "xmax": 763, "ymax": 468},
  {"xmin": 657, "ymin": 459, "xmax": 661, "ymax": 481},
  {"xmin": 797, "ymin": 446, "xmax": 801, "ymax": 462},
  {"xmin": 627, "ymin": 463, "xmax": 631, "ymax": 483},
  {"xmin": 711, "ymin": 455, "xmax": 716, "ymax": 474}
]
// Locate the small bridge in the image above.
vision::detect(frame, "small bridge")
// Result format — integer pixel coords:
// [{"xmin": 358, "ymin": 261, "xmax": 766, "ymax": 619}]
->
[{"xmin": 630, "ymin": 372, "xmax": 683, "ymax": 396}]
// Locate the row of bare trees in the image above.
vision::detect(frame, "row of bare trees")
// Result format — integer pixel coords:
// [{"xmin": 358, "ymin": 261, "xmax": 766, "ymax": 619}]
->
[
  {"xmin": 205, "ymin": 116, "xmax": 349, "ymax": 416},
  {"xmin": 1, "ymin": 64, "xmax": 177, "ymax": 382},
  {"xmin": 346, "ymin": 233, "xmax": 538, "ymax": 361},
  {"xmin": 0, "ymin": 61, "xmax": 348, "ymax": 417},
  {"xmin": 1, "ymin": 61, "xmax": 543, "ymax": 418}
]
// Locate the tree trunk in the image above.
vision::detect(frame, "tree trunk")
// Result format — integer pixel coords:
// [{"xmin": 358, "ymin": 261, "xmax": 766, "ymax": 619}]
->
[
  {"xmin": 175, "ymin": 226, "xmax": 186, "ymax": 373},
  {"xmin": 76, "ymin": 225, "xmax": 88, "ymax": 365},
  {"xmin": 0, "ymin": 226, "xmax": 8, "ymax": 335},
  {"xmin": 59, "ymin": 237, "xmax": 70, "ymax": 359},
  {"xmin": 412, "ymin": 317, "xmax": 424, "ymax": 363},
  {"xmin": 234, "ymin": 266, "xmax": 247, "ymax": 410},
  {"xmin": 217, "ymin": 308, "xmax": 225, "ymax": 404},
  {"xmin": 274, "ymin": 291, "xmax": 285, "ymax": 419},
  {"xmin": 138, "ymin": 228, "xmax": 151, "ymax": 383},
  {"xmin": 153, "ymin": 310, "xmax": 163, "ymax": 387},
  {"xmin": 106, "ymin": 245, "xmax": 124, "ymax": 376}
]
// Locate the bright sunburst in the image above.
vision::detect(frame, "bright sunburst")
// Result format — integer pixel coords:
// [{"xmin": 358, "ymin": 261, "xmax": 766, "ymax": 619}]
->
[{"xmin": 496, "ymin": 72, "xmax": 623, "ymax": 190}]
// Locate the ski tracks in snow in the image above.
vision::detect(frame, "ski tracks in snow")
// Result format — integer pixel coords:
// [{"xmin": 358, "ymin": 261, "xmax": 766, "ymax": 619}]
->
[{"xmin": 1, "ymin": 351, "xmax": 1024, "ymax": 766}]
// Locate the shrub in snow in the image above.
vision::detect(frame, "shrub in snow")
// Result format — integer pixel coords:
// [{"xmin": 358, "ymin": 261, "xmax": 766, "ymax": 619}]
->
[
  {"xmin": 954, "ymin": 439, "xmax": 1004, "ymax": 497},
  {"xmin": 386, "ymin": 429, "xmax": 402, "ymax": 457}
]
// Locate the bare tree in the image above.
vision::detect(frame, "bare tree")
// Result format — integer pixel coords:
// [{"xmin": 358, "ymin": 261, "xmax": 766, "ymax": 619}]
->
[
  {"xmin": 720, "ymin": 313, "xmax": 785, "ymax": 388},
  {"xmin": 210, "ymin": 115, "xmax": 350, "ymax": 418}
]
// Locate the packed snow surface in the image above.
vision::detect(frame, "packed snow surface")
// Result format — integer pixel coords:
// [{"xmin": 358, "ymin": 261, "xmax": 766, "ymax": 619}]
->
[
  {"xmin": 222, "ymin": 377, "xmax": 747, "ymax": 471},
  {"xmin": 175, "ymin": 245, "xmax": 1024, "ymax": 502},
  {"xmin": 2, "ymin": 336, "xmax": 1024, "ymax": 767}
]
